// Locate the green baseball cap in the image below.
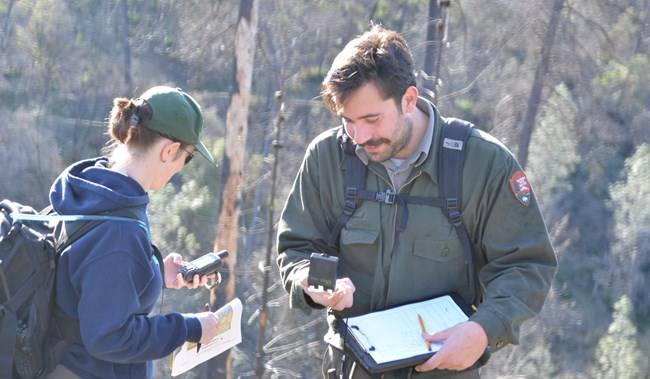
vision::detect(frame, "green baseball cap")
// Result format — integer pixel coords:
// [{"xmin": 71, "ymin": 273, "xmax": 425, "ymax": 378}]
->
[{"xmin": 138, "ymin": 86, "xmax": 214, "ymax": 163}]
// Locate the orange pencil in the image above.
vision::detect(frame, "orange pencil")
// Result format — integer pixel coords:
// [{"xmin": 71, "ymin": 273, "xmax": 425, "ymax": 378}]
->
[{"xmin": 417, "ymin": 314, "xmax": 432, "ymax": 351}]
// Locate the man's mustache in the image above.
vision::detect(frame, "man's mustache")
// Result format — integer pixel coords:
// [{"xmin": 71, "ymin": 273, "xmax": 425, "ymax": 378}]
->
[{"xmin": 360, "ymin": 138, "xmax": 390, "ymax": 148}]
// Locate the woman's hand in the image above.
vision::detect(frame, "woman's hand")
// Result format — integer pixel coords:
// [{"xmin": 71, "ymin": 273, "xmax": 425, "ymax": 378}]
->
[
  {"xmin": 163, "ymin": 253, "xmax": 216, "ymax": 289},
  {"xmin": 195, "ymin": 311, "xmax": 220, "ymax": 344}
]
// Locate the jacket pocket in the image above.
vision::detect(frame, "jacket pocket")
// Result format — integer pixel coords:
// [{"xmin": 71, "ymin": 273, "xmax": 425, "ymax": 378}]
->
[
  {"xmin": 413, "ymin": 235, "xmax": 463, "ymax": 263},
  {"xmin": 340, "ymin": 227, "xmax": 378, "ymax": 246}
]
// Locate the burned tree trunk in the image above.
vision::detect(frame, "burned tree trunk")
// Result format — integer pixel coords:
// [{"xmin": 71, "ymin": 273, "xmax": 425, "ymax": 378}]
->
[{"xmin": 208, "ymin": 1, "xmax": 258, "ymax": 378}]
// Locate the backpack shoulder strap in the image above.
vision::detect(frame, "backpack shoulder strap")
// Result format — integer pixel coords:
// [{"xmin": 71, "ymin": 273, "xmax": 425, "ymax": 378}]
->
[
  {"xmin": 326, "ymin": 119, "xmax": 475, "ymax": 261},
  {"xmin": 54, "ymin": 207, "xmax": 147, "ymax": 253},
  {"xmin": 54, "ymin": 207, "xmax": 162, "ymax": 281},
  {"xmin": 327, "ymin": 128, "xmax": 367, "ymax": 248},
  {"xmin": 439, "ymin": 117, "xmax": 474, "ymax": 264}
]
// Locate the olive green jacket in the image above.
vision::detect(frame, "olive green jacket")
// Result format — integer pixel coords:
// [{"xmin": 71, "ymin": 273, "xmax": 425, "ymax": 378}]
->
[{"xmin": 276, "ymin": 102, "xmax": 557, "ymax": 358}]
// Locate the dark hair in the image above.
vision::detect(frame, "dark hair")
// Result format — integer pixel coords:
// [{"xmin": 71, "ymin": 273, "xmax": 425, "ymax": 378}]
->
[
  {"xmin": 102, "ymin": 97, "xmax": 189, "ymax": 159},
  {"xmin": 320, "ymin": 24, "xmax": 416, "ymax": 114}
]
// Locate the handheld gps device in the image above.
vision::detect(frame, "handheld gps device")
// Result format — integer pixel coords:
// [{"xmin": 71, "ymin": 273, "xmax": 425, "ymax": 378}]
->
[
  {"xmin": 178, "ymin": 250, "xmax": 229, "ymax": 282},
  {"xmin": 308, "ymin": 252, "xmax": 339, "ymax": 292}
]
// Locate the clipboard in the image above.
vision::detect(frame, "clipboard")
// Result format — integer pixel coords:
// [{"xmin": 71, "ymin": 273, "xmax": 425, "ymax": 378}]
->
[{"xmin": 335, "ymin": 293, "xmax": 475, "ymax": 374}]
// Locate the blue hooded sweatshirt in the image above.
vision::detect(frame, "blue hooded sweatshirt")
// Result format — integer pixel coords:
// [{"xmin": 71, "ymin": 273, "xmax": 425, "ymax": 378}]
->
[{"xmin": 49, "ymin": 157, "xmax": 202, "ymax": 379}]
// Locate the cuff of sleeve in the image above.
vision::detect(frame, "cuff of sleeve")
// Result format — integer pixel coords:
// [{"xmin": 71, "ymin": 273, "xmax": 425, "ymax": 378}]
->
[
  {"xmin": 469, "ymin": 309, "xmax": 511, "ymax": 352},
  {"xmin": 289, "ymin": 269, "xmax": 325, "ymax": 311},
  {"xmin": 184, "ymin": 315, "xmax": 202, "ymax": 343}
]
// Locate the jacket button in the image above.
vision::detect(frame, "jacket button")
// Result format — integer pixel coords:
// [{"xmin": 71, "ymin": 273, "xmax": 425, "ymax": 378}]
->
[{"xmin": 441, "ymin": 248, "xmax": 450, "ymax": 257}]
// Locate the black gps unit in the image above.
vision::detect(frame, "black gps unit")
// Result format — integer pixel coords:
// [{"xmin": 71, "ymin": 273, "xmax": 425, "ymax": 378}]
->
[{"xmin": 308, "ymin": 252, "xmax": 339, "ymax": 292}]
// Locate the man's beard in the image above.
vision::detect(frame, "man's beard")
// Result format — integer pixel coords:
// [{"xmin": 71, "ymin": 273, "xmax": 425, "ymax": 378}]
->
[{"xmin": 362, "ymin": 115, "xmax": 413, "ymax": 163}]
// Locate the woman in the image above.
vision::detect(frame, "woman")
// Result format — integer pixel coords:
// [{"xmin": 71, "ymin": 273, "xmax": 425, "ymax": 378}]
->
[{"xmin": 46, "ymin": 86, "xmax": 221, "ymax": 378}]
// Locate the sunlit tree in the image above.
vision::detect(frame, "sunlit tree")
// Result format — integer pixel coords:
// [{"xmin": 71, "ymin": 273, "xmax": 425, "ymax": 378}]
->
[
  {"xmin": 592, "ymin": 296, "xmax": 643, "ymax": 379},
  {"xmin": 607, "ymin": 144, "xmax": 650, "ymax": 323}
]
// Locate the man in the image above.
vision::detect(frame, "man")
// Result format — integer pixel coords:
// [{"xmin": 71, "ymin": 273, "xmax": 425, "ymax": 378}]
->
[{"xmin": 276, "ymin": 25, "xmax": 557, "ymax": 378}]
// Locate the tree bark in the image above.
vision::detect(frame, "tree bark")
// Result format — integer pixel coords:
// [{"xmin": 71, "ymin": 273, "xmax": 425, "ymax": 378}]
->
[
  {"xmin": 208, "ymin": 1, "xmax": 258, "ymax": 378},
  {"xmin": 517, "ymin": 0, "xmax": 564, "ymax": 169}
]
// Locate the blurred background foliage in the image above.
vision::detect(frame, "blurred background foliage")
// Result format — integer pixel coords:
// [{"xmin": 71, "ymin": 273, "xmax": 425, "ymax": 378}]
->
[{"xmin": 1, "ymin": 0, "xmax": 649, "ymax": 378}]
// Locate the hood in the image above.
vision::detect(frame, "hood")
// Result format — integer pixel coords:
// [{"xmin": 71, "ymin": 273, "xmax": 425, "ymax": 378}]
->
[{"xmin": 50, "ymin": 157, "xmax": 149, "ymax": 216}]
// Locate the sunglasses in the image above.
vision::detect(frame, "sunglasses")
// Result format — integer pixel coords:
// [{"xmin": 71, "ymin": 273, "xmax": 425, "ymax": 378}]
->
[
  {"xmin": 181, "ymin": 146, "xmax": 195, "ymax": 165},
  {"xmin": 157, "ymin": 131, "xmax": 195, "ymax": 165}
]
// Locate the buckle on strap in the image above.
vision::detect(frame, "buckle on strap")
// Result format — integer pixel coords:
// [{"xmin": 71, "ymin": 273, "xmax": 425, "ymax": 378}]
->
[
  {"xmin": 375, "ymin": 190, "xmax": 396, "ymax": 204},
  {"xmin": 446, "ymin": 197, "xmax": 459, "ymax": 210},
  {"xmin": 342, "ymin": 199, "xmax": 357, "ymax": 216},
  {"xmin": 448, "ymin": 210, "xmax": 462, "ymax": 226}
]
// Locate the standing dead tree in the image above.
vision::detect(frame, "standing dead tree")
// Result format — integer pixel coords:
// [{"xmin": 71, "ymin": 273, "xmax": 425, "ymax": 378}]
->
[
  {"xmin": 209, "ymin": 1, "xmax": 258, "ymax": 378},
  {"xmin": 255, "ymin": 92, "xmax": 284, "ymax": 379},
  {"xmin": 517, "ymin": 0, "xmax": 565, "ymax": 169}
]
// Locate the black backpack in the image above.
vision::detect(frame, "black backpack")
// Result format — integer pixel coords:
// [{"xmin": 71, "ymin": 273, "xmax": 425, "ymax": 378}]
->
[
  {"xmin": 0, "ymin": 200, "xmax": 151, "ymax": 379},
  {"xmin": 327, "ymin": 118, "xmax": 481, "ymax": 298}
]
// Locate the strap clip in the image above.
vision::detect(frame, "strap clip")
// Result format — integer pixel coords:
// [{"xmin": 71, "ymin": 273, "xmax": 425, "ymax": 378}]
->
[{"xmin": 375, "ymin": 190, "xmax": 396, "ymax": 204}]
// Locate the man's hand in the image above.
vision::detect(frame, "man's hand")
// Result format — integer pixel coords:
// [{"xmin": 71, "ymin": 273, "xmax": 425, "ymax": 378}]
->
[
  {"xmin": 415, "ymin": 321, "xmax": 487, "ymax": 372},
  {"xmin": 297, "ymin": 268, "xmax": 355, "ymax": 311}
]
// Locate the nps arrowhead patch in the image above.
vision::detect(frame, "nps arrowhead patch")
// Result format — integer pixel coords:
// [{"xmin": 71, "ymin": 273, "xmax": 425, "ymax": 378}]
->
[{"xmin": 509, "ymin": 170, "xmax": 531, "ymax": 206}]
